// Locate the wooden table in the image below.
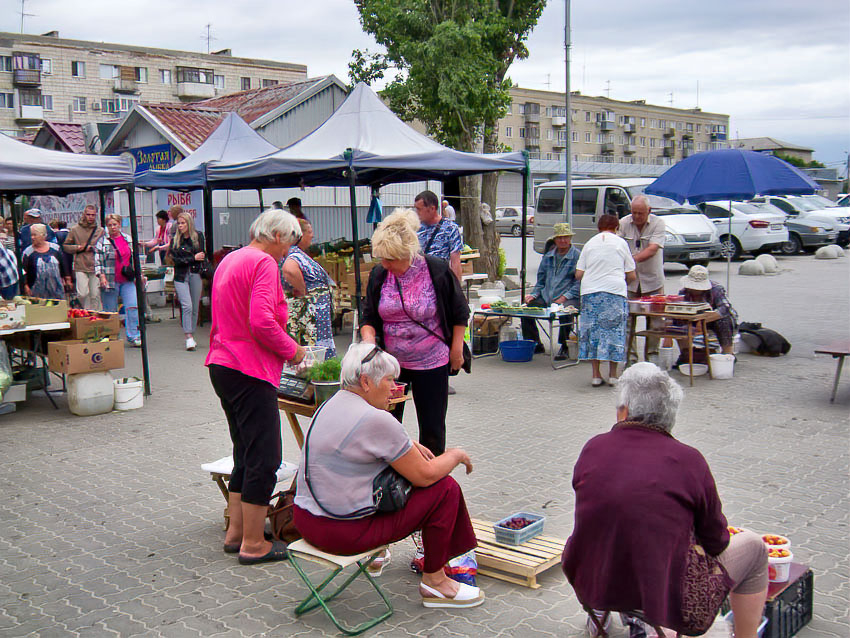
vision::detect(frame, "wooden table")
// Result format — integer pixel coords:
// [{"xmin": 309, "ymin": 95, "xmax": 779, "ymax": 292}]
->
[
  {"xmin": 0, "ymin": 321, "xmax": 71, "ymax": 409},
  {"xmin": 471, "ymin": 518, "xmax": 565, "ymax": 589},
  {"xmin": 627, "ymin": 309, "xmax": 720, "ymax": 386},
  {"xmin": 815, "ymin": 340, "xmax": 849, "ymax": 403}
]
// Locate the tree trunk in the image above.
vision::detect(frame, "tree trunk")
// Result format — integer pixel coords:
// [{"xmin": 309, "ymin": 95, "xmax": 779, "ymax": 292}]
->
[{"xmin": 480, "ymin": 126, "xmax": 501, "ymax": 279}]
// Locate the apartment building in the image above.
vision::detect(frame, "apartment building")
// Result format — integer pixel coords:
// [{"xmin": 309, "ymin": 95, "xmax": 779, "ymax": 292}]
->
[
  {"xmin": 499, "ymin": 87, "xmax": 730, "ymax": 167},
  {"xmin": 0, "ymin": 30, "xmax": 307, "ymax": 137}
]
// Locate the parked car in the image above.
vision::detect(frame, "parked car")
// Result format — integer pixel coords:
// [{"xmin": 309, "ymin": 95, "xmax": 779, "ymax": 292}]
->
[
  {"xmin": 742, "ymin": 201, "xmax": 838, "ymax": 254},
  {"xmin": 699, "ymin": 201, "xmax": 788, "ymax": 259},
  {"xmin": 837, "ymin": 194, "xmax": 849, "ymax": 207},
  {"xmin": 801, "ymin": 194, "xmax": 839, "ymax": 209},
  {"xmin": 495, "ymin": 206, "xmax": 534, "ymax": 236},
  {"xmin": 534, "ymin": 178, "xmax": 721, "ymax": 265},
  {"xmin": 751, "ymin": 195, "xmax": 850, "ymax": 247}
]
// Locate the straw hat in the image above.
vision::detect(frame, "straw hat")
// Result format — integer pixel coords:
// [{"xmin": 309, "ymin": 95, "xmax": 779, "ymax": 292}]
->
[
  {"xmin": 549, "ymin": 222, "xmax": 575, "ymax": 240},
  {"xmin": 681, "ymin": 264, "xmax": 712, "ymax": 291}
]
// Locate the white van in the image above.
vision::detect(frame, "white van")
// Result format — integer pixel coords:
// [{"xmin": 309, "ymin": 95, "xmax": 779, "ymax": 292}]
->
[{"xmin": 534, "ymin": 178, "xmax": 721, "ymax": 265}]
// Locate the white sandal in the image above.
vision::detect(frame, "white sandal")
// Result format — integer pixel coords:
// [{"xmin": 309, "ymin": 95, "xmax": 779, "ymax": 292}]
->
[
  {"xmin": 419, "ymin": 581, "xmax": 485, "ymax": 608},
  {"xmin": 366, "ymin": 549, "xmax": 391, "ymax": 576}
]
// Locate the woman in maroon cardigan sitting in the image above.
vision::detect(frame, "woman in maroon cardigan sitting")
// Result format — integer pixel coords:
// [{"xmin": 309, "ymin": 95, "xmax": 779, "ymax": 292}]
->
[{"xmin": 562, "ymin": 362, "xmax": 768, "ymax": 638}]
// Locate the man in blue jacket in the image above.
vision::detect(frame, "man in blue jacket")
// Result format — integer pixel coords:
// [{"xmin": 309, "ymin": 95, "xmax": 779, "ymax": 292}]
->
[{"xmin": 522, "ymin": 223, "xmax": 581, "ymax": 360}]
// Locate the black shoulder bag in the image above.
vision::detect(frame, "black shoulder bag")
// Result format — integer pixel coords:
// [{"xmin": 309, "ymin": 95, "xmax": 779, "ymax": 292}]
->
[
  {"xmin": 422, "ymin": 219, "xmax": 444, "ymax": 255},
  {"xmin": 303, "ymin": 400, "xmax": 411, "ymax": 518},
  {"xmin": 107, "ymin": 236, "xmax": 135, "ymax": 280},
  {"xmin": 394, "ymin": 277, "xmax": 471, "ymax": 376}
]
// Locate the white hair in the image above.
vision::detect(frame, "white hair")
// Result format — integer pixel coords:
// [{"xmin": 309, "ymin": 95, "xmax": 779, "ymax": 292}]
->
[
  {"xmin": 249, "ymin": 208, "xmax": 301, "ymax": 245},
  {"xmin": 30, "ymin": 223, "xmax": 47, "ymax": 238},
  {"xmin": 617, "ymin": 362, "xmax": 684, "ymax": 431},
  {"xmin": 340, "ymin": 342, "xmax": 401, "ymax": 389}
]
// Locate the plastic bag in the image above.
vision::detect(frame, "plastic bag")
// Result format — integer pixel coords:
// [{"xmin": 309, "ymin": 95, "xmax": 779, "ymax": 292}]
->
[
  {"xmin": 445, "ymin": 551, "xmax": 477, "ymax": 586},
  {"xmin": 0, "ymin": 341, "xmax": 13, "ymax": 402}
]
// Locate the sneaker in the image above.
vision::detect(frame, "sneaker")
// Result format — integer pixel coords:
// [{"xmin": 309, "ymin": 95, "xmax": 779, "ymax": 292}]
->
[
  {"xmin": 586, "ymin": 611, "xmax": 612, "ymax": 637},
  {"xmin": 621, "ymin": 614, "xmax": 649, "ymax": 638},
  {"xmin": 130, "ymin": 338, "xmax": 142, "ymax": 348},
  {"xmin": 447, "ymin": 384, "xmax": 457, "ymax": 396},
  {"xmin": 186, "ymin": 337, "xmax": 197, "ymax": 351},
  {"xmin": 534, "ymin": 343, "xmax": 546, "ymax": 354}
]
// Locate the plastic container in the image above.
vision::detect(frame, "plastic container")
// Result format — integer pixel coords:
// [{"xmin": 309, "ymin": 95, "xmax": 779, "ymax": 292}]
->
[
  {"xmin": 710, "ymin": 353, "xmax": 735, "ymax": 379},
  {"xmin": 678, "ymin": 363, "xmax": 709, "ymax": 377},
  {"xmin": 762, "ymin": 534, "xmax": 790, "ymax": 553},
  {"xmin": 68, "ymin": 372, "xmax": 115, "ymax": 416},
  {"xmin": 390, "ymin": 382, "xmax": 407, "ymax": 399},
  {"xmin": 302, "ymin": 346, "xmax": 327, "ymax": 368},
  {"xmin": 113, "ymin": 377, "xmax": 144, "ymax": 411},
  {"xmin": 311, "ymin": 380, "xmax": 340, "ymax": 406},
  {"xmin": 493, "ymin": 512, "xmax": 545, "ymax": 545},
  {"xmin": 724, "ymin": 611, "xmax": 768, "ymax": 638},
  {"xmin": 768, "ymin": 549, "xmax": 793, "ymax": 583},
  {"xmin": 499, "ymin": 339, "xmax": 536, "ymax": 362}
]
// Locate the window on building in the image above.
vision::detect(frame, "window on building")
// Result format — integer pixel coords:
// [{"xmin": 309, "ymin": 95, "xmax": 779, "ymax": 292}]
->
[
  {"xmin": 0, "ymin": 56, "xmax": 11, "ymax": 72},
  {"xmin": 696, "ymin": 124, "xmax": 702, "ymax": 133},
  {"xmin": 214, "ymin": 74, "xmax": 225, "ymax": 89},
  {"xmin": 640, "ymin": 117, "xmax": 646, "ymax": 127},
  {"xmin": 134, "ymin": 67, "xmax": 148, "ymax": 83},
  {"xmin": 597, "ymin": 133, "xmax": 604, "ymax": 143},
  {"xmin": 571, "ymin": 131, "xmax": 578, "ymax": 142},
  {"xmin": 0, "ymin": 93, "xmax": 13, "ymax": 108},
  {"xmin": 73, "ymin": 96, "xmax": 87, "ymax": 112},
  {"xmin": 640, "ymin": 136, "xmax": 646, "ymax": 147},
  {"xmin": 40, "ymin": 58, "xmax": 51, "ymax": 74},
  {"xmin": 176, "ymin": 67, "xmax": 214, "ymax": 84},
  {"xmin": 585, "ymin": 111, "xmax": 591, "ymax": 122},
  {"xmin": 117, "ymin": 96, "xmax": 139, "ymax": 112},
  {"xmin": 519, "ymin": 127, "xmax": 526, "ymax": 138},
  {"xmin": 559, "ymin": 131, "xmax": 567, "ymax": 142},
  {"xmin": 41, "ymin": 94, "xmax": 53, "ymax": 110},
  {"xmin": 18, "ymin": 89, "xmax": 41, "ymax": 107},
  {"xmin": 518, "ymin": 103, "xmax": 526, "ymax": 115},
  {"xmin": 659, "ymin": 119, "xmax": 667, "ymax": 129},
  {"xmin": 506, "ymin": 103, "xmax": 512, "ymax": 115},
  {"xmin": 241, "ymin": 76, "xmax": 251, "ymax": 90},
  {"xmin": 100, "ymin": 64, "xmax": 118, "ymax": 79},
  {"xmin": 686, "ymin": 122, "xmax": 694, "ymax": 132},
  {"xmin": 262, "ymin": 78, "xmax": 278, "ymax": 87},
  {"xmin": 546, "ymin": 129, "xmax": 553, "ymax": 140},
  {"xmin": 71, "ymin": 61, "xmax": 86, "ymax": 77},
  {"xmin": 160, "ymin": 69, "xmax": 172, "ymax": 84},
  {"xmin": 585, "ymin": 132, "xmax": 591, "ymax": 143},
  {"xmin": 650, "ymin": 119, "xmax": 656, "ymax": 128},
  {"xmin": 101, "ymin": 98, "xmax": 116, "ymax": 114},
  {"xmin": 677, "ymin": 121, "xmax": 683, "ymax": 130},
  {"xmin": 618, "ymin": 135, "xmax": 625, "ymax": 145},
  {"xmin": 504, "ymin": 126, "xmax": 512, "ymax": 138}
]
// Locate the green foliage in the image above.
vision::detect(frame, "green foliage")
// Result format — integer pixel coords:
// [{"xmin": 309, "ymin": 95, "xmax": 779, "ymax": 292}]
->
[
  {"xmin": 303, "ymin": 357, "xmax": 342, "ymax": 383},
  {"xmin": 775, "ymin": 152, "xmax": 825, "ymax": 169},
  {"xmin": 497, "ymin": 247, "xmax": 506, "ymax": 279}
]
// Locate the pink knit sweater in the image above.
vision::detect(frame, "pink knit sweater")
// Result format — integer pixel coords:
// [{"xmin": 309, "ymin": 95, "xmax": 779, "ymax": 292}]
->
[{"xmin": 205, "ymin": 246, "xmax": 297, "ymax": 386}]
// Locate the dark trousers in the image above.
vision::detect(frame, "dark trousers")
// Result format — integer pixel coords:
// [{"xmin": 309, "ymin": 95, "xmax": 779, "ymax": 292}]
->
[
  {"xmin": 521, "ymin": 296, "xmax": 577, "ymax": 347},
  {"xmin": 294, "ymin": 476, "xmax": 476, "ymax": 573},
  {"xmin": 391, "ymin": 364, "xmax": 449, "ymax": 456},
  {"xmin": 208, "ymin": 364, "xmax": 282, "ymax": 506}
]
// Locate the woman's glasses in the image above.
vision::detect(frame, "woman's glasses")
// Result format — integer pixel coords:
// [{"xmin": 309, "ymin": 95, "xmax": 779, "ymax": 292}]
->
[{"xmin": 361, "ymin": 345, "xmax": 382, "ymax": 364}]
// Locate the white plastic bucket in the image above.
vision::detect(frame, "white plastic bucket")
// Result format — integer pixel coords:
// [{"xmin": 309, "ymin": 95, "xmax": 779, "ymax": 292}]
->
[
  {"xmin": 114, "ymin": 377, "xmax": 144, "ymax": 411},
  {"xmin": 768, "ymin": 549, "xmax": 793, "ymax": 582},
  {"xmin": 710, "ymin": 354, "xmax": 735, "ymax": 379},
  {"xmin": 68, "ymin": 372, "xmax": 115, "ymax": 416}
]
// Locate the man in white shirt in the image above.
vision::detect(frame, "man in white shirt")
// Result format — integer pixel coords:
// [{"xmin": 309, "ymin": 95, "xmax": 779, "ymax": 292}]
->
[{"xmin": 441, "ymin": 200, "xmax": 456, "ymax": 222}]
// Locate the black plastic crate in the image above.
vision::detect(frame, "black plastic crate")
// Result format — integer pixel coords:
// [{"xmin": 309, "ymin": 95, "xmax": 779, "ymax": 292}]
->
[
  {"xmin": 472, "ymin": 334, "xmax": 499, "ymax": 355},
  {"xmin": 721, "ymin": 566, "xmax": 813, "ymax": 638}
]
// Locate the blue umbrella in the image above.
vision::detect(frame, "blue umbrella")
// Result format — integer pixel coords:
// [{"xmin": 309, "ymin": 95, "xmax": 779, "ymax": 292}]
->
[
  {"xmin": 645, "ymin": 149, "xmax": 819, "ymax": 204},
  {"xmin": 645, "ymin": 149, "xmax": 819, "ymax": 292}
]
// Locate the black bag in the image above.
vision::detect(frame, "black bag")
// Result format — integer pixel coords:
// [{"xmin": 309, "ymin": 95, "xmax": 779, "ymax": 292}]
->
[
  {"xmin": 303, "ymin": 402, "xmax": 411, "ymax": 518},
  {"xmin": 739, "ymin": 322, "xmax": 791, "ymax": 357},
  {"xmin": 120, "ymin": 265, "xmax": 135, "ymax": 280},
  {"xmin": 198, "ymin": 259, "xmax": 213, "ymax": 280}
]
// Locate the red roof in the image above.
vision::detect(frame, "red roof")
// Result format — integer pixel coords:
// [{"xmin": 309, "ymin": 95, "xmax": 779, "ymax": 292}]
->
[
  {"xmin": 198, "ymin": 78, "xmax": 325, "ymax": 125},
  {"xmin": 40, "ymin": 121, "xmax": 86, "ymax": 153},
  {"xmin": 142, "ymin": 104, "xmax": 226, "ymax": 151}
]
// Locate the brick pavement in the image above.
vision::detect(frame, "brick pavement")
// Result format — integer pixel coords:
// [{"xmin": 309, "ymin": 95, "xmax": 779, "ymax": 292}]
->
[{"xmin": 0, "ymin": 253, "xmax": 847, "ymax": 637}]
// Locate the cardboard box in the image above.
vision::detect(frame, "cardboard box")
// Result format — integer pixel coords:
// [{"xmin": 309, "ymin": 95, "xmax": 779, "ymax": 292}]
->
[
  {"xmin": 462, "ymin": 261, "xmax": 474, "ymax": 276},
  {"xmin": 0, "ymin": 302, "xmax": 26, "ymax": 330},
  {"xmin": 23, "ymin": 298, "xmax": 69, "ymax": 326},
  {"xmin": 344, "ymin": 262, "xmax": 377, "ymax": 293},
  {"xmin": 48, "ymin": 340, "xmax": 125, "ymax": 375},
  {"xmin": 70, "ymin": 312, "xmax": 121, "ymax": 341}
]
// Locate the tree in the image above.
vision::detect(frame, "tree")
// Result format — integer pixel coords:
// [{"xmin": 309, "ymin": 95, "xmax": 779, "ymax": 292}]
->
[
  {"xmin": 775, "ymin": 152, "xmax": 826, "ymax": 169},
  {"xmin": 350, "ymin": 0, "xmax": 545, "ymax": 278}
]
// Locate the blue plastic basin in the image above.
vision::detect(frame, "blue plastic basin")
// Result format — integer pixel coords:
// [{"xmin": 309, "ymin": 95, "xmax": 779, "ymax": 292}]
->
[{"xmin": 499, "ymin": 339, "xmax": 537, "ymax": 362}]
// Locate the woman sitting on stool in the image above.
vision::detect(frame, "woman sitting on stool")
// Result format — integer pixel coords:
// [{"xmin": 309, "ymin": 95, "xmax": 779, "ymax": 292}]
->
[
  {"xmin": 679, "ymin": 264, "xmax": 738, "ymax": 355},
  {"xmin": 293, "ymin": 342, "xmax": 484, "ymax": 609}
]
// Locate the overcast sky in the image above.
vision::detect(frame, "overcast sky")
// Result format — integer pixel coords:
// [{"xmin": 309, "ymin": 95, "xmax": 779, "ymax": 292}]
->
[{"xmin": 4, "ymin": 0, "xmax": 848, "ymax": 172}]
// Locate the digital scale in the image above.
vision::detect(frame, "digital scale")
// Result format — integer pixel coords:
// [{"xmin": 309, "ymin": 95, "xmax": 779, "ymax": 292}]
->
[
  {"xmin": 277, "ymin": 371, "xmax": 314, "ymax": 402},
  {"xmin": 664, "ymin": 301, "xmax": 712, "ymax": 315}
]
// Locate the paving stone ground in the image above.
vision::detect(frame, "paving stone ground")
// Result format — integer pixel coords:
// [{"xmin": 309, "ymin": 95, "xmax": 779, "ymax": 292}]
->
[{"xmin": 0, "ymin": 250, "xmax": 847, "ymax": 637}]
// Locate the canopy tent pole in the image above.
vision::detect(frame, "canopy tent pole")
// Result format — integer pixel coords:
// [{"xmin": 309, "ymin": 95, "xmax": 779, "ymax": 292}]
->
[
  {"xmin": 727, "ymin": 198, "xmax": 732, "ymax": 294},
  {"xmin": 521, "ymin": 153, "xmax": 530, "ymax": 299},
  {"xmin": 98, "ymin": 190, "xmax": 107, "ymax": 227},
  {"xmin": 126, "ymin": 187, "xmax": 151, "ymax": 396},
  {"xmin": 257, "ymin": 189, "xmax": 264, "ymax": 212},
  {"xmin": 203, "ymin": 187, "xmax": 214, "ymax": 258},
  {"xmin": 345, "ymin": 150, "xmax": 363, "ymax": 325},
  {"xmin": 6, "ymin": 194, "xmax": 23, "ymax": 288}
]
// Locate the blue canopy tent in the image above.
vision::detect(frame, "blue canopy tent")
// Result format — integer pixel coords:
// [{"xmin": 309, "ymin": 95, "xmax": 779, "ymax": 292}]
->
[
  {"xmin": 645, "ymin": 148, "xmax": 819, "ymax": 290},
  {"xmin": 135, "ymin": 112, "xmax": 280, "ymax": 257},
  {"xmin": 206, "ymin": 83, "xmax": 530, "ymax": 311}
]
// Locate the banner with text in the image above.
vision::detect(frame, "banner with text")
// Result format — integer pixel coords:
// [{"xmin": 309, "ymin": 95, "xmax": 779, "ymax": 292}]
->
[{"xmin": 156, "ymin": 190, "xmax": 205, "ymax": 232}]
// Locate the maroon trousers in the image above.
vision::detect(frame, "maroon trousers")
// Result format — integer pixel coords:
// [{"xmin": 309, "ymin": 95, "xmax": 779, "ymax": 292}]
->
[{"xmin": 293, "ymin": 476, "xmax": 476, "ymax": 574}]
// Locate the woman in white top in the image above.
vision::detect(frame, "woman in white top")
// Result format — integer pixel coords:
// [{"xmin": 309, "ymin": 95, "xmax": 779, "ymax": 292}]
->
[{"xmin": 575, "ymin": 214, "xmax": 637, "ymax": 386}]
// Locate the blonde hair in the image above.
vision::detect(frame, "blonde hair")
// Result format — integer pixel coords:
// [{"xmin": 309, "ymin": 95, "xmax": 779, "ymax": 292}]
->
[
  {"xmin": 105, "ymin": 213, "xmax": 122, "ymax": 226},
  {"xmin": 371, "ymin": 208, "xmax": 421, "ymax": 261},
  {"xmin": 298, "ymin": 218, "xmax": 312, "ymax": 234},
  {"xmin": 30, "ymin": 223, "xmax": 47, "ymax": 238},
  {"xmin": 171, "ymin": 212, "xmax": 200, "ymax": 251}
]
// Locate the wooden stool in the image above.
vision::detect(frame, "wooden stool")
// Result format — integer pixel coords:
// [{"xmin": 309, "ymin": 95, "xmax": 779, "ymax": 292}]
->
[{"xmin": 287, "ymin": 540, "xmax": 392, "ymax": 636}]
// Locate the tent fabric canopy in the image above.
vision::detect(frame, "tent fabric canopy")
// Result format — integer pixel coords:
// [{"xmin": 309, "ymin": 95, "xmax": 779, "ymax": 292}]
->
[
  {"xmin": 0, "ymin": 132, "xmax": 134, "ymax": 195},
  {"xmin": 135, "ymin": 112, "xmax": 279, "ymax": 190},
  {"xmin": 206, "ymin": 82, "xmax": 527, "ymax": 188},
  {"xmin": 644, "ymin": 148, "xmax": 819, "ymax": 204}
]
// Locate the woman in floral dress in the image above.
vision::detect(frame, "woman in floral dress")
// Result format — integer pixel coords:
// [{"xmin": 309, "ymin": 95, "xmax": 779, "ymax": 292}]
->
[{"xmin": 280, "ymin": 219, "xmax": 336, "ymax": 358}]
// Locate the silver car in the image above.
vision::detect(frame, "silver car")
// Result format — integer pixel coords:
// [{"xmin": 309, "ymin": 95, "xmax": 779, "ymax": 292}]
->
[{"xmin": 495, "ymin": 207, "xmax": 534, "ymax": 236}]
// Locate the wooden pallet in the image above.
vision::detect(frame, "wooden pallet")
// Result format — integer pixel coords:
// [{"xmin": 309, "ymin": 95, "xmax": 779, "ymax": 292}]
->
[{"xmin": 471, "ymin": 518, "xmax": 565, "ymax": 589}]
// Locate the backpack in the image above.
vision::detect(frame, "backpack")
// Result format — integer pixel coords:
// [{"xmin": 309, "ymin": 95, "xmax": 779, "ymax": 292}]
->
[{"xmin": 738, "ymin": 322, "xmax": 791, "ymax": 357}]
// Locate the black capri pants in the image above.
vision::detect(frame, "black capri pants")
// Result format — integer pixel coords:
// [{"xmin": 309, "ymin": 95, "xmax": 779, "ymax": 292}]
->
[
  {"xmin": 390, "ymin": 363, "xmax": 450, "ymax": 456},
  {"xmin": 208, "ymin": 364, "xmax": 282, "ymax": 506}
]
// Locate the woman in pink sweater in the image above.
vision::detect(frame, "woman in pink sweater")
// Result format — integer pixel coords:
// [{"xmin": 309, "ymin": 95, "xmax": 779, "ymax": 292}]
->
[{"xmin": 206, "ymin": 209, "xmax": 306, "ymax": 565}]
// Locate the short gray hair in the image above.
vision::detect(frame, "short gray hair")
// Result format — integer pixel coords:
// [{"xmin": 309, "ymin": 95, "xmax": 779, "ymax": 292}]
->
[
  {"xmin": 340, "ymin": 342, "xmax": 400, "ymax": 389},
  {"xmin": 617, "ymin": 362, "xmax": 684, "ymax": 431},
  {"xmin": 30, "ymin": 223, "xmax": 47, "ymax": 238},
  {"xmin": 249, "ymin": 208, "xmax": 301, "ymax": 245}
]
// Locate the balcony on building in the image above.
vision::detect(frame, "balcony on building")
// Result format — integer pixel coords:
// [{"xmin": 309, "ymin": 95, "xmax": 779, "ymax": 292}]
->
[
  {"xmin": 623, "ymin": 122, "xmax": 636, "ymax": 133},
  {"xmin": 601, "ymin": 143, "xmax": 615, "ymax": 154},
  {"xmin": 12, "ymin": 53, "xmax": 41, "ymax": 87},
  {"xmin": 682, "ymin": 147, "xmax": 694, "ymax": 158},
  {"xmin": 663, "ymin": 127, "xmax": 676, "ymax": 138},
  {"xmin": 682, "ymin": 131, "xmax": 693, "ymax": 140},
  {"xmin": 552, "ymin": 141, "xmax": 566, "ymax": 150},
  {"xmin": 599, "ymin": 120, "xmax": 614, "ymax": 131},
  {"xmin": 13, "ymin": 69, "xmax": 41, "ymax": 86},
  {"xmin": 176, "ymin": 66, "xmax": 216, "ymax": 99},
  {"xmin": 551, "ymin": 115, "xmax": 567, "ymax": 127},
  {"xmin": 113, "ymin": 79, "xmax": 139, "ymax": 94},
  {"xmin": 524, "ymin": 102, "xmax": 541, "ymax": 123},
  {"xmin": 15, "ymin": 89, "xmax": 43, "ymax": 123},
  {"xmin": 624, "ymin": 142, "xmax": 637, "ymax": 155},
  {"xmin": 525, "ymin": 138, "xmax": 540, "ymax": 149},
  {"xmin": 663, "ymin": 146, "xmax": 675, "ymax": 157},
  {"xmin": 710, "ymin": 131, "xmax": 727, "ymax": 141}
]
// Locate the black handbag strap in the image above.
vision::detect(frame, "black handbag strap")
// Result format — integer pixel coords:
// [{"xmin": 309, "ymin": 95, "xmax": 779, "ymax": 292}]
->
[
  {"xmin": 80, "ymin": 227, "xmax": 98, "ymax": 252},
  {"xmin": 422, "ymin": 219, "xmax": 444, "ymax": 255},
  {"xmin": 393, "ymin": 277, "xmax": 450, "ymax": 348},
  {"xmin": 302, "ymin": 399, "xmax": 377, "ymax": 519}
]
